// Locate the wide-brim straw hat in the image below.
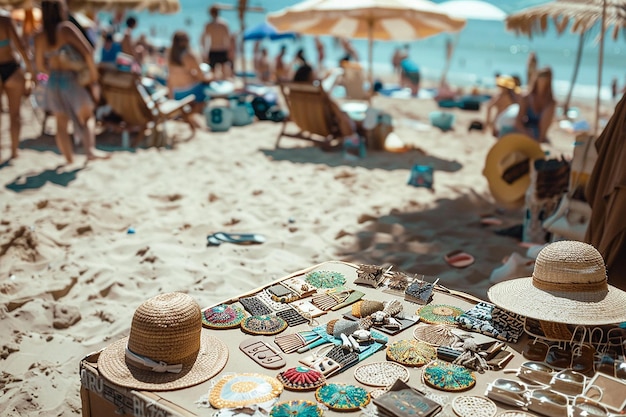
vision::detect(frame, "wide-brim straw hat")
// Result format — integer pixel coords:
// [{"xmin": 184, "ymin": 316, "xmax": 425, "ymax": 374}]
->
[
  {"xmin": 98, "ymin": 292, "xmax": 229, "ymax": 391},
  {"xmin": 483, "ymin": 133, "xmax": 545, "ymax": 209},
  {"xmin": 488, "ymin": 241, "xmax": 626, "ymax": 326},
  {"xmin": 496, "ymin": 75, "xmax": 521, "ymax": 94}
]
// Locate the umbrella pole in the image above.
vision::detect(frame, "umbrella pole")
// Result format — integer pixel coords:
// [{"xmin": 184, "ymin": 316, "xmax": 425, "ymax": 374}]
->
[
  {"xmin": 564, "ymin": 32, "xmax": 585, "ymax": 115},
  {"xmin": 368, "ymin": 20, "xmax": 373, "ymax": 101},
  {"xmin": 595, "ymin": 0, "xmax": 607, "ymax": 134}
]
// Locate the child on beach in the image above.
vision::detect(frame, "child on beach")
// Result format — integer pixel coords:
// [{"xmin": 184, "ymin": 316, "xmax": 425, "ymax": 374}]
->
[{"xmin": 0, "ymin": 10, "xmax": 35, "ymax": 160}]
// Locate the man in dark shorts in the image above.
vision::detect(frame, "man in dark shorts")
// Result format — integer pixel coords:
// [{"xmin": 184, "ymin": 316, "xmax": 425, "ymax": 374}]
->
[{"xmin": 201, "ymin": 6, "xmax": 231, "ymax": 79}]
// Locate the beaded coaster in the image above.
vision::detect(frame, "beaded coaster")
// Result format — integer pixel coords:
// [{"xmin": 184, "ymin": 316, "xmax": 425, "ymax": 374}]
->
[
  {"xmin": 202, "ymin": 304, "xmax": 246, "ymax": 329},
  {"xmin": 353, "ymin": 361, "xmax": 410, "ymax": 387},
  {"xmin": 418, "ymin": 304, "xmax": 465, "ymax": 325},
  {"xmin": 241, "ymin": 315, "xmax": 288, "ymax": 335},
  {"xmin": 208, "ymin": 373, "xmax": 283, "ymax": 409},
  {"xmin": 277, "ymin": 366, "xmax": 326, "ymax": 391},
  {"xmin": 452, "ymin": 396, "xmax": 497, "ymax": 417},
  {"xmin": 369, "ymin": 388, "xmax": 388, "ymax": 399},
  {"xmin": 270, "ymin": 400, "xmax": 323, "ymax": 417},
  {"xmin": 422, "ymin": 361, "xmax": 476, "ymax": 392},
  {"xmin": 239, "ymin": 296, "xmax": 272, "ymax": 316},
  {"xmin": 276, "ymin": 307, "xmax": 308, "ymax": 327},
  {"xmin": 497, "ymin": 412, "xmax": 538, "ymax": 417},
  {"xmin": 315, "ymin": 383, "xmax": 370, "ymax": 411},
  {"xmin": 305, "ymin": 270, "xmax": 347, "ymax": 289},
  {"xmin": 386, "ymin": 339, "xmax": 437, "ymax": 367},
  {"xmin": 413, "ymin": 323, "xmax": 459, "ymax": 347}
]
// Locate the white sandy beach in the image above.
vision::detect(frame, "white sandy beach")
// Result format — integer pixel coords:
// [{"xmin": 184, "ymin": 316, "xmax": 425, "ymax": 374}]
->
[{"xmin": 0, "ymin": 92, "xmax": 609, "ymax": 415}]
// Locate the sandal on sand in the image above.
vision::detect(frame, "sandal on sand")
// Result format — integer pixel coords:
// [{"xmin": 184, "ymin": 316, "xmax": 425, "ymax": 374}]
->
[
  {"xmin": 444, "ymin": 250, "xmax": 475, "ymax": 268},
  {"xmin": 208, "ymin": 232, "xmax": 266, "ymax": 246}
]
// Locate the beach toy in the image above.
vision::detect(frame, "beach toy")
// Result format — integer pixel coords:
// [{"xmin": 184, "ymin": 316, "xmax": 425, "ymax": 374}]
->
[
  {"xmin": 231, "ymin": 100, "xmax": 254, "ymax": 126},
  {"xmin": 429, "ymin": 111, "xmax": 455, "ymax": 131},
  {"xmin": 408, "ymin": 164, "xmax": 434, "ymax": 189},
  {"xmin": 205, "ymin": 105, "xmax": 233, "ymax": 132}
]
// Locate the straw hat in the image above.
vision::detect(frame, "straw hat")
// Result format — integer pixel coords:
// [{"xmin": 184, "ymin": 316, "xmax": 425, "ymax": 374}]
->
[
  {"xmin": 488, "ymin": 241, "xmax": 626, "ymax": 325},
  {"xmin": 483, "ymin": 133, "xmax": 545, "ymax": 208},
  {"xmin": 496, "ymin": 75, "xmax": 521, "ymax": 94},
  {"xmin": 98, "ymin": 292, "xmax": 229, "ymax": 391}
]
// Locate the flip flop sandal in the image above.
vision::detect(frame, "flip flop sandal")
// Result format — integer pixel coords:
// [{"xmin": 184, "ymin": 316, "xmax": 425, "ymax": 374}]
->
[
  {"xmin": 444, "ymin": 250, "xmax": 475, "ymax": 268},
  {"xmin": 212, "ymin": 232, "xmax": 266, "ymax": 245}
]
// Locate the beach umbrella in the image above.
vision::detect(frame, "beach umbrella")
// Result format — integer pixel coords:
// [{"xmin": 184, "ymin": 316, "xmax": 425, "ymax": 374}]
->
[
  {"xmin": 69, "ymin": 0, "xmax": 180, "ymax": 14},
  {"xmin": 267, "ymin": 0, "xmax": 466, "ymax": 86},
  {"xmin": 506, "ymin": 0, "xmax": 626, "ymax": 134},
  {"xmin": 437, "ymin": 0, "xmax": 506, "ymax": 85},
  {"xmin": 243, "ymin": 21, "xmax": 296, "ymax": 41}
]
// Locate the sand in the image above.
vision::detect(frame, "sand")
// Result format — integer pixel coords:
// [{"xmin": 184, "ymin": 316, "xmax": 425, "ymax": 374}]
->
[{"xmin": 0, "ymin": 90, "xmax": 606, "ymax": 415}]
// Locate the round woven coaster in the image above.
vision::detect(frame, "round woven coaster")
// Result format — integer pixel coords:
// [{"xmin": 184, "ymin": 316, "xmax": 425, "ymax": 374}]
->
[
  {"xmin": 413, "ymin": 323, "xmax": 458, "ymax": 346},
  {"xmin": 422, "ymin": 361, "xmax": 476, "ymax": 392},
  {"xmin": 353, "ymin": 361, "xmax": 410, "ymax": 387},
  {"xmin": 386, "ymin": 339, "xmax": 437, "ymax": 367},
  {"xmin": 497, "ymin": 412, "xmax": 538, "ymax": 417},
  {"xmin": 270, "ymin": 400, "xmax": 323, "ymax": 417},
  {"xmin": 418, "ymin": 304, "xmax": 465, "ymax": 325},
  {"xmin": 452, "ymin": 396, "xmax": 497, "ymax": 417},
  {"xmin": 202, "ymin": 304, "xmax": 246, "ymax": 329},
  {"xmin": 209, "ymin": 373, "xmax": 283, "ymax": 409},
  {"xmin": 305, "ymin": 270, "xmax": 346, "ymax": 289},
  {"xmin": 277, "ymin": 366, "xmax": 326, "ymax": 391},
  {"xmin": 241, "ymin": 315, "xmax": 288, "ymax": 335},
  {"xmin": 315, "ymin": 383, "xmax": 370, "ymax": 411},
  {"xmin": 369, "ymin": 388, "xmax": 388, "ymax": 399}
]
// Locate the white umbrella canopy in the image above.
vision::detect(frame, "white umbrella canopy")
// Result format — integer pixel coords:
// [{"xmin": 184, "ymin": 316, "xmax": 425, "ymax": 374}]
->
[
  {"xmin": 437, "ymin": 0, "xmax": 507, "ymax": 21},
  {"xmin": 268, "ymin": 0, "xmax": 466, "ymax": 84}
]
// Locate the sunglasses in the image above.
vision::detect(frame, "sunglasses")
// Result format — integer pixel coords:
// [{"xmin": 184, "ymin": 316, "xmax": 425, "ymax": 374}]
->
[
  {"xmin": 503, "ymin": 361, "xmax": 588, "ymax": 396},
  {"xmin": 486, "ymin": 379, "xmax": 569, "ymax": 417}
]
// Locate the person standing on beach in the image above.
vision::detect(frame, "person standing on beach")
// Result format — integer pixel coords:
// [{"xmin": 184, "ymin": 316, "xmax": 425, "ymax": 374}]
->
[
  {"xmin": 338, "ymin": 37, "xmax": 359, "ymax": 63},
  {"xmin": 314, "ymin": 36, "xmax": 325, "ymax": 70},
  {"xmin": 485, "ymin": 75, "xmax": 521, "ymax": 137},
  {"xmin": 274, "ymin": 45, "xmax": 288, "ymax": 82},
  {"xmin": 201, "ymin": 6, "xmax": 232, "ymax": 80},
  {"xmin": 0, "ymin": 11, "xmax": 35, "ymax": 161},
  {"xmin": 515, "ymin": 67, "xmax": 555, "ymax": 143},
  {"xmin": 527, "ymin": 52, "xmax": 537, "ymax": 86},
  {"xmin": 121, "ymin": 16, "xmax": 138, "ymax": 59},
  {"xmin": 399, "ymin": 47, "xmax": 420, "ymax": 97},
  {"xmin": 35, "ymin": 0, "xmax": 107, "ymax": 164}
]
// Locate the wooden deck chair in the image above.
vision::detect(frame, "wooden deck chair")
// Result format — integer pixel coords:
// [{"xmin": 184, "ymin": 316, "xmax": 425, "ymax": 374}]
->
[
  {"xmin": 99, "ymin": 68, "xmax": 196, "ymax": 147},
  {"xmin": 277, "ymin": 81, "xmax": 344, "ymax": 148}
]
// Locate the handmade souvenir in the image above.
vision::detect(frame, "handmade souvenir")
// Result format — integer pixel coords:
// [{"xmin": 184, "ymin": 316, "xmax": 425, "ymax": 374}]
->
[
  {"xmin": 456, "ymin": 302, "xmax": 524, "ymax": 343},
  {"xmin": 404, "ymin": 279, "xmax": 437, "ymax": 305},
  {"xmin": 351, "ymin": 300, "xmax": 384, "ymax": 318},
  {"xmin": 257, "ymin": 290, "xmax": 291, "ymax": 312},
  {"xmin": 305, "ymin": 270, "xmax": 346, "ymax": 289},
  {"xmin": 241, "ymin": 315, "xmax": 288, "ymax": 335},
  {"xmin": 331, "ymin": 289, "xmax": 365, "ymax": 311},
  {"xmin": 422, "ymin": 361, "xmax": 476, "ymax": 392},
  {"xmin": 290, "ymin": 299, "xmax": 326, "ymax": 318},
  {"xmin": 274, "ymin": 331, "xmax": 320, "ymax": 354},
  {"xmin": 202, "ymin": 303, "xmax": 246, "ymax": 329},
  {"xmin": 327, "ymin": 318, "xmax": 360, "ymax": 338},
  {"xmin": 386, "ymin": 339, "xmax": 437, "ymax": 367},
  {"xmin": 418, "ymin": 304, "xmax": 464, "ymax": 325},
  {"xmin": 353, "ymin": 361, "xmax": 410, "ymax": 387},
  {"xmin": 270, "ymin": 400, "xmax": 323, "ymax": 417},
  {"xmin": 208, "ymin": 373, "xmax": 283, "ymax": 409},
  {"xmin": 386, "ymin": 271, "xmax": 410, "ymax": 292},
  {"xmin": 311, "ymin": 288, "xmax": 351, "ymax": 311},
  {"xmin": 267, "ymin": 284, "xmax": 300, "ymax": 303},
  {"xmin": 497, "ymin": 413, "xmax": 537, "ymax": 417},
  {"xmin": 281, "ymin": 277, "xmax": 316, "ymax": 298},
  {"xmin": 276, "ymin": 306, "xmax": 308, "ymax": 327},
  {"xmin": 239, "ymin": 338, "xmax": 286, "ymax": 369},
  {"xmin": 276, "ymin": 366, "xmax": 326, "ymax": 391},
  {"xmin": 373, "ymin": 379, "xmax": 442, "ymax": 417},
  {"xmin": 452, "ymin": 396, "xmax": 497, "ymax": 417},
  {"xmin": 413, "ymin": 324, "xmax": 458, "ymax": 347},
  {"xmin": 239, "ymin": 296, "xmax": 272, "ymax": 316},
  {"xmin": 315, "ymin": 383, "xmax": 370, "ymax": 411},
  {"xmin": 354, "ymin": 264, "xmax": 388, "ymax": 288}
]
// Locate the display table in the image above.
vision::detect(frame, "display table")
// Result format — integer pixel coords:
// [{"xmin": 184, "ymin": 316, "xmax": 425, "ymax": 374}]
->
[{"xmin": 79, "ymin": 261, "xmax": 542, "ymax": 417}]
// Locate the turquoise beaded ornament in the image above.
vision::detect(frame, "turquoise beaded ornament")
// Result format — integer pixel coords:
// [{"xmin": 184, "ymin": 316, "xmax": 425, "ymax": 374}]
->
[
  {"xmin": 270, "ymin": 400, "xmax": 323, "ymax": 417},
  {"xmin": 305, "ymin": 270, "xmax": 347, "ymax": 289},
  {"xmin": 202, "ymin": 304, "xmax": 246, "ymax": 329},
  {"xmin": 422, "ymin": 360, "xmax": 476, "ymax": 392},
  {"xmin": 315, "ymin": 383, "xmax": 370, "ymax": 411}
]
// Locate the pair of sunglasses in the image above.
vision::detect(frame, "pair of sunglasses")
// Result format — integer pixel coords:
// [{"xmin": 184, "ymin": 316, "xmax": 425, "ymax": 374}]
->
[
  {"xmin": 486, "ymin": 378, "xmax": 569, "ymax": 417},
  {"xmin": 504, "ymin": 361, "xmax": 588, "ymax": 396},
  {"xmin": 523, "ymin": 339, "xmax": 595, "ymax": 376}
]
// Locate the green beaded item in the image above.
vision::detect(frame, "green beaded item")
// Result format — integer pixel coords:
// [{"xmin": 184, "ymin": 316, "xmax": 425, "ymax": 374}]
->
[
  {"xmin": 241, "ymin": 315, "xmax": 288, "ymax": 335},
  {"xmin": 315, "ymin": 383, "xmax": 370, "ymax": 411},
  {"xmin": 418, "ymin": 304, "xmax": 465, "ymax": 325},
  {"xmin": 386, "ymin": 339, "xmax": 437, "ymax": 367},
  {"xmin": 202, "ymin": 304, "xmax": 246, "ymax": 329},
  {"xmin": 305, "ymin": 270, "xmax": 347, "ymax": 289},
  {"xmin": 270, "ymin": 400, "xmax": 323, "ymax": 417},
  {"xmin": 422, "ymin": 361, "xmax": 476, "ymax": 392}
]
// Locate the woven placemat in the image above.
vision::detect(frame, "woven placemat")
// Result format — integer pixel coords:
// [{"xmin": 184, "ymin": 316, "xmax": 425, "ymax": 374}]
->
[
  {"xmin": 353, "ymin": 361, "xmax": 410, "ymax": 387},
  {"xmin": 422, "ymin": 361, "xmax": 476, "ymax": 392},
  {"xmin": 452, "ymin": 396, "xmax": 497, "ymax": 417},
  {"xmin": 386, "ymin": 339, "xmax": 437, "ymax": 367},
  {"xmin": 418, "ymin": 304, "xmax": 465, "ymax": 325}
]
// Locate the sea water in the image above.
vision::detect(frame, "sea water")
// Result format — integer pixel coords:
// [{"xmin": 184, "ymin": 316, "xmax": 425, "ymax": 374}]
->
[{"xmin": 100, "ymin": 0, "xmax": 625, "ymax": 100}]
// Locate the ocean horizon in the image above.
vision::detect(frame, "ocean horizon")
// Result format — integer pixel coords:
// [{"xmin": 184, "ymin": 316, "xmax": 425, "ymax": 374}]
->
[{"xmin": 101, "ymin": 0, "xmax": 625, "ymax": 100}]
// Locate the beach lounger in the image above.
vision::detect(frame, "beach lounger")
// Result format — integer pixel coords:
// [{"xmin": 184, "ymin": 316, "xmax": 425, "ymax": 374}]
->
[
  {"xmin": 276, "ymin": 81, "xmax": 345, "ymax": 148},
  {"xmin": 98, "ymin": 68, "xmax": 196, "ymax": 147}
]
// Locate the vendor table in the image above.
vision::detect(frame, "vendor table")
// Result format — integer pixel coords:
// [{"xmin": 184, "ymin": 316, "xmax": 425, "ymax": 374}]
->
[{"xmin": 79, "ymin": 261, "xmax": 551, "ymax": 417}]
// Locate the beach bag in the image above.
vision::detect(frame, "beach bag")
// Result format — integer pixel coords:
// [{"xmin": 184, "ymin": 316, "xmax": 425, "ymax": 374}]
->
[
  {"xmin": 251, "ymin": 93, "xmax": 278, "ymax": 120},
  {"xmin": 408, "ymin": 165, "xmax": 433, "ymax": 189}
]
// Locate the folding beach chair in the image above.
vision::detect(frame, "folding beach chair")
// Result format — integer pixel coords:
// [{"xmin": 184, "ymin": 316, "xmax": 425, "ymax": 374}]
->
[
  {"xmin": 98, "ymin": 68, "xmax": 196, "ymax": 147},
  {"xmin": 276, "ymin": 81, "xmax": 345, "ymax": 148}
]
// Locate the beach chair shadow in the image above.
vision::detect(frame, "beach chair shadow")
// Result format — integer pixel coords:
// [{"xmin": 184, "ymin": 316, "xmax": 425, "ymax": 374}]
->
[
  {"xmin": 277, "ymin": 81, "xmax": 344, "ymax": 149},
  {"xmin": 98, "ymin": 68, "xmax": 196, "ymax": 148}
]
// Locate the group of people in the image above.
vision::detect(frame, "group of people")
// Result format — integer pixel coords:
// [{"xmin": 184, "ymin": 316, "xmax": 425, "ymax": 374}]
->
[{"xmin": 485, "ymin": 59, "xmax": 555, "ymax": 143}]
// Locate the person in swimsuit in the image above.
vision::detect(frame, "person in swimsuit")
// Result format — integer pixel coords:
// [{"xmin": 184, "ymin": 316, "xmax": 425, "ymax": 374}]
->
[
  {"xmin": 200, "ymin": 6, "xmax": 231, "ymax": 80},
  {"xmin": 168, "ymin": 31, "xmax": 212, "ymax": 115},
  {"xmin": 485, "ymin": 75, "xmax": 521, "ymax": 137},
  {"xmin": 0, "ymin": 11, "xmax": 35, "ymax": 160},
  {"xmin": 515, "ymin": 67, "xmax": 555, "ymax": 143},
  {"xmin": 34, "ymin": 0, "xmax": 107, "ymax": 164}
]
